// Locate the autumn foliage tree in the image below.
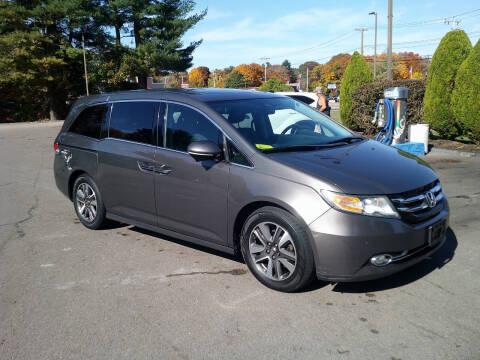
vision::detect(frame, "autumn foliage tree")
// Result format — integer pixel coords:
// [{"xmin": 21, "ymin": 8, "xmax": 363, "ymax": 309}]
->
[
  {"xmin": 233, "ymin": 63, "xmax": 263, "ymax": 87},
  {"xmin": 188, "ymin": 66, "xmax": 210, "ymax": 87},
  {"xmin": 267, "ymin": 65, "xmax": 290, "ymax": 83},
  {"xmin": 311, "ymin": 53, "xmax": 351, "ymax": 93}
]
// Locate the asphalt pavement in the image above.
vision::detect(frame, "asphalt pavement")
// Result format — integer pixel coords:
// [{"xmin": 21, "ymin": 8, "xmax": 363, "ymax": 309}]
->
[{"xmin": 1, "ymin": 122, "xmax": 479, "ymax": 360}]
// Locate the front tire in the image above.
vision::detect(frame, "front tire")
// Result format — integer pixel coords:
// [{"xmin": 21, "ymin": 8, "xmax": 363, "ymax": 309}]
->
[
  {"xmin": 241, "ymin": 206, "xmax": 315, "ymax": 292},
  {"xmin": 73, "ymin": 174, "xmax": 108, "ymax": 230}
]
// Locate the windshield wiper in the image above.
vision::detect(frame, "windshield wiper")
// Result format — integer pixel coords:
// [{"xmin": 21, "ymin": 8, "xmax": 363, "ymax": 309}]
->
[
  {"xmin": 324, "ymin": 136, "xmax": 365, "ymax": 145},
  {"xmin": 262, "ymin": 144, "xmax": 335, "ymax": 154},
  {"xmin": 262, "ymin": 137, "xmax": 365, "ymax": 154}
]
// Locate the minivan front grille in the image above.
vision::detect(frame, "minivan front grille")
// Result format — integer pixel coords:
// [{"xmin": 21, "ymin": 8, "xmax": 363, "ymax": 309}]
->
[{"xmin": 390, "ymin": 180, "xmax": 444, "ymax": 224}]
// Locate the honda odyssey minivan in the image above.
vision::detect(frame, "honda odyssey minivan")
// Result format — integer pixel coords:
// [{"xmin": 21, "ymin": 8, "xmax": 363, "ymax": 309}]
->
[{"xmin": 54, "ymin": 89, "xmax": 449, "ymax": 292}]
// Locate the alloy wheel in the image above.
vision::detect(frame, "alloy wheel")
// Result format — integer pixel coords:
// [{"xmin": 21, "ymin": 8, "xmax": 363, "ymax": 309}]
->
[
  {"xmin": 248, "ymin": 222, "xmax": 297, "ymax": 281},
  {"xmin": 76, "ymin": 183, "xmax": 97, "ymax": 223}
]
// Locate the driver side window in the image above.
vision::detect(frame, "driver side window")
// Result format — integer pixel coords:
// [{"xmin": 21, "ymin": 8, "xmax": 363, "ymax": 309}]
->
[{"xmin": 165, "ymin": 103, "xmax": 223, "ymax": 152}]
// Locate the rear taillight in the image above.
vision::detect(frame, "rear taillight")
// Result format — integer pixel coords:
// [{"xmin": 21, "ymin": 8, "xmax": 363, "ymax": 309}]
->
[{"xmin": 54, "ymin": 142, "xmax": 59, "ymax": 152}]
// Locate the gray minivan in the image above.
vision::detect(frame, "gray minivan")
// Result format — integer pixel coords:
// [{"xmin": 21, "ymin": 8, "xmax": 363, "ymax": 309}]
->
[{"xmin": 54, "ymin": 89, "xmax": 449, "ymax": 292}]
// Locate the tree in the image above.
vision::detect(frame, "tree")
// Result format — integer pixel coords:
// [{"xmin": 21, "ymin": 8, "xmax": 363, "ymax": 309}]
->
[
  {"xmin": 188, "ymin": 66, "xmax": 209, "ymax": 87},
  {"xmin": 233, "ymin": 63, "xmax": 263, "ymax": 87},
  {"xmin": 311, "ymin": 53, "xmax": 351, "ymax": 94},
  {"xmin": 340, "ymin": 51, "xmax": 373, "ymax": 129},
  {"xmin": 0, "ymin": 0, "xmax": 207, "ymax": 122},
  {"xmin": 424, "ymin": 30, "xmax": 472, "ymax": 138},
  {"xmin": 258, "ymin": 78, "xmax": 292, "ymax": 92},
  {"xmin": 0, "ymin": 0, "xmax": 111, "ymax": 120},
  {"xmin": 267, "ymin": 65, "xmax": 290, "ymax": 83},
  {"xmin": 451, "ymin": 40, "xmax": 480, "ymax": 141},
  {"xmin": 225, "ymin": 71, "xmax": 246, "ymax": 89},
  {"xmin": 297, "ymin": 61, "xmax": 319, "ymax": 91},
  {"xmin": 282, "ymin": 59, "xmax": 296, "ymax": 82},
  {"xmin": 208, "ymin": 69, "xmax": 228, "ymax": 88}
]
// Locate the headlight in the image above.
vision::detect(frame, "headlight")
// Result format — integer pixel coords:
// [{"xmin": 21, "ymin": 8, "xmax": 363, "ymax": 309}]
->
[{"xmin": 321, "ymin": 190, "xmax": 400, "ymax": 219}]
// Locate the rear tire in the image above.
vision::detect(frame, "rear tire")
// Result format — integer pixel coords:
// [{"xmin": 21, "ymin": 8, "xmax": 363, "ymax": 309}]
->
[
  {"xmin": 73, "ymin": 174, "xmax": 108, "ymax": 230},
  {"xmin": 240, "ymin": 206, "xmax": 315, "ymax": 292}
]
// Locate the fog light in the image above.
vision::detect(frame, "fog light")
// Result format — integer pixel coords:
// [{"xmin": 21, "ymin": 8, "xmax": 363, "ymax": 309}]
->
[{"xmin": 370, "ymin": 254, "xmax": 393, "ymax": 267}]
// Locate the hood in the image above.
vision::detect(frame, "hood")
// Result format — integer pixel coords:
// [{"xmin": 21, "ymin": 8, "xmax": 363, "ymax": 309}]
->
[{"xmin": 268, "ymin": 139, "xmax": 437, "ymax": 195}]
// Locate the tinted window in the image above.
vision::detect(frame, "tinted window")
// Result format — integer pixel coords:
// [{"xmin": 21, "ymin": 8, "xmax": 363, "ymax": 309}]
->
[
  {"xmin": 289, "ymin": 95, "xmax": 315, "ymax": 105},
  {"xmin": 109, "ymin": 102, "xmax": 155, "ymax": 145},
  {"xmin": 228, "ymin": 141, "xmax": 251, "ymax": 167},
  {"xmin": 165, "ymin": 103, "xmax": 222, "ymax": 152},
  {"xmin": 69, "ymin": 104, "xmax": 108, "ymax": 139}
]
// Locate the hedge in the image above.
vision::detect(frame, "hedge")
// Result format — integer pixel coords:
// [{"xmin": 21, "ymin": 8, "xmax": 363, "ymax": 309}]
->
[
  {"xmin": 424, "ymin": 30, "xmax": 472, "ymax": 138},
  {"xmin": 451, "ymin": 40, "xmax": 480, "ymax": 142},
  {"xmin": 340, "ymin": 51, "xmax": 373, "ymax": 129},
  {"xmin": 350, "ymin": 79, "xmax": 426, "ymax": 135}
]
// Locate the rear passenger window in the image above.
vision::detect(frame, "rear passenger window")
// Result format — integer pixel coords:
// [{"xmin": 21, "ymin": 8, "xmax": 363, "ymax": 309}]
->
[
  {"xmin": 109, "ymin": 102, "xmax": 156, "ymax": 145},
  {"xmin": 69, "ymin": 104, "xmax": 108, "ymax": 139},
  {"xmin": 165, "ymin": 103, "xmax": 222, "ymax": 152}
]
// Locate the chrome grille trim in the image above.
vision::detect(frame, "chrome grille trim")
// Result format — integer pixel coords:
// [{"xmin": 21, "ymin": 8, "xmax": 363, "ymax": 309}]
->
[
  {"xmin": 391, "ymin": 183, "xmax": 442, "ymax": 204},
  {"xmin": 389, "ymin": 182, "xmax": 444, "ymax": 224},
  {"xmin": 396, "ymin": 192, "xmax": 444, "ymax": 212}
]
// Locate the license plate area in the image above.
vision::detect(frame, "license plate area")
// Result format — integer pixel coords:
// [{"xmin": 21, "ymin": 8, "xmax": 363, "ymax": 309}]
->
[{"xmin": 426, "ymin": 220, "xmax": 446, "ymax": 247}]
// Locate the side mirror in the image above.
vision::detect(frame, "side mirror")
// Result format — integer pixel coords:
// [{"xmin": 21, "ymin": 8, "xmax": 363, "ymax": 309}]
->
[{"xmin": 187, "ymin": 141, "xmax": 222, "ymax": 162}]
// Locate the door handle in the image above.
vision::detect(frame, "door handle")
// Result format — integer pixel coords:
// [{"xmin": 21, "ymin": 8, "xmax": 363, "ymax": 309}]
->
[
  {"xmin": 137, "ymin": 161, "xmax": 155, "ymax": 173},
  {"xmin": 155, "ymin": 164, "xmax": 172, "ymax": 175}
]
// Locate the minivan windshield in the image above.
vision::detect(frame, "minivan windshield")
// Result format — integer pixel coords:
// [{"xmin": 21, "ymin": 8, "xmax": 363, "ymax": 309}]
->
[{"xmin": 208, "ymin": 97, "xmax": 359, "ymax": 152}]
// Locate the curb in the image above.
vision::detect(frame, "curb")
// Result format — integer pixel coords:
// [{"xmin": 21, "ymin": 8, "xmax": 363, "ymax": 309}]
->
[
  {"xmin": 0, "ymin": 120, "xmax": 64, "ymax": 129},
  {"xmin": 429, "ymin": 147, "xmax": 479, "ymax": 158}
]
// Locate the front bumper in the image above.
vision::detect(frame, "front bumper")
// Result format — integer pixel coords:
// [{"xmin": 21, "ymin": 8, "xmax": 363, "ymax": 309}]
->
[{"xmin": 308, "ymin": 201, "xmax": 449, "ymax": 282}]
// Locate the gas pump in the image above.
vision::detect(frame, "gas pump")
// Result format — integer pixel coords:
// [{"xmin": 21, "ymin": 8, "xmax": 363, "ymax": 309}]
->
[{"xmin": 372, "ymin": 87, "xmax": 408, "ymax": 145}]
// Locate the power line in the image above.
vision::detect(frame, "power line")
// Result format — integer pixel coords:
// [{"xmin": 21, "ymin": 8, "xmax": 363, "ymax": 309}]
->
[{"xmin": 266, "ymin": 31, "xmax": 355, "ymax": 60}]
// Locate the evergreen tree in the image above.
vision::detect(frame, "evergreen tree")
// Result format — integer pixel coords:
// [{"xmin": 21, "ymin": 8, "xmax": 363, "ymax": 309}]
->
[
  {"xmin": 424, "ymin": 30, "xmax": 472, "ymax": 138},
  {"xmin": 451, "ymin": 39, "xmax": 480, "ymax": 141},
  {"xmin": 258, "ymin": 78, "xmax": 292, "ymax": 92},
  {"xmin": 340, "ymin": 51, "xmax": 373, "ymax": 128},
  {"xmin": 0, "ymin": 0, "xmax": 206, "ymax": 122},
  {"xmin": 282, "ymin": 59, "xmax": 296, "ymax": 83},
  {"xmin": 225, "ymin": 71, "xmax": 246, "ymax": 89}
]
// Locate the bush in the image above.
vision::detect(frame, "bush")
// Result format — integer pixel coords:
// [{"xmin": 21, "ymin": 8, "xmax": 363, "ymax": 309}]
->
[
  {"xmin": 424, "ymin": 30, "xmax": 472, "ymax": 138},
  {"xmin": 451, "ymin": 40, "xmax": 480, "ymax": 142},
  {"xmin": 258, "ymin": 78, "xmax": 292, "ymax": 92},
  {"xmin": 351, "ymin": 79, "xmax": 426, "ymax": 135},
  {"xmin": 225, "ymin": 71, "xmax": 246, "ymax": 89},
  {"xmin": 339, "ymin": 51, "xmax": 373, "ymax": 129},
  {"xmin": 0, "ymin": 81, "xmax": 48, "ymax": 123}
]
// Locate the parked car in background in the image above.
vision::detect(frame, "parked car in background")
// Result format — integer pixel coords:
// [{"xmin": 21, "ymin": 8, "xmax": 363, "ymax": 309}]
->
[
  {"xmin": 276, "ymin": 92, "xmax": 318, "ymax": 108},
  {"xmin": 54, "ymin": 88, "xmax": 449, "ymax": 292}
]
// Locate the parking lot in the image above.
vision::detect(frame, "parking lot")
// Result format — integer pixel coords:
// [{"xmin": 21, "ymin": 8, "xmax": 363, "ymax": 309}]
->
[{"xmin": 1, "ymin": 122, "xmax": 479, "ymax": 360}]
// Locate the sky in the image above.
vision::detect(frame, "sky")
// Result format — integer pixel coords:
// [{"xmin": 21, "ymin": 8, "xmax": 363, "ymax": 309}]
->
[{"xmin": 182, "ymin": 0, "xmax": 480, "ymax": 69}]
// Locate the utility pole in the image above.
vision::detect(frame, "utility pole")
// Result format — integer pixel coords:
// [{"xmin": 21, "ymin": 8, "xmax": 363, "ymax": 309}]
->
[
  {"xmin": 444, "ymin": 16, "xmax": 461, "ymax": 30},
  {"xmin": 387, "ymin": 0, "xmax": 393, "ymax": 81},
  {"xmin": 306, "ymin": 67, "xmax": 309, "ymax": 92},
  {"xmin": 355, "ymin": 28, "xmax": 368, "ymax": 55},
  {"xmin": 369, "ymin": 11, "xmax": 378, "ymax": 78},
  {"xmin": 213, "ymin": 70, "xmax": 216, "ymax": 88},
  {"xmin": 260, "ymin": 57, "xmax": 269, "ymax": 82},
  {"xmin": 81, "ymin": 32, "xmax": 89, "ymax": 96}
]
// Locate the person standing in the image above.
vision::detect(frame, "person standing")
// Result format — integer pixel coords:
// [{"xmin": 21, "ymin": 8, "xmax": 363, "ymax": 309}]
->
[{"xmin": 315, "ymin": 87, "xmax": 330, "ymax": 116}]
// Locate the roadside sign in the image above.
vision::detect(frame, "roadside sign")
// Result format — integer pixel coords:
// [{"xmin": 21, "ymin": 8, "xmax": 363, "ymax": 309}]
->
[
  {"xmin": 181, "ymin": 83, "xmax": 189, "ymax": 88},
  {"xmin": 327, "ymin": 83, "xmax": 337, "ymax": 89}
]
